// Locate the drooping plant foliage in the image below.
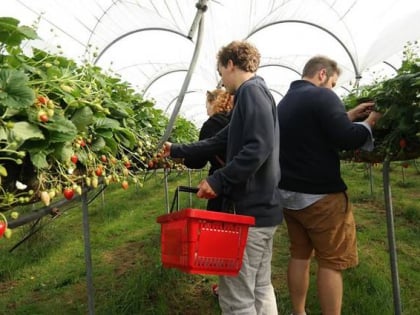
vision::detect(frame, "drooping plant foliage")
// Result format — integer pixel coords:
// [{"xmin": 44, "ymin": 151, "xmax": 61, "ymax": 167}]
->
[
  {"xmin": 0, "ymin": 17, "xmax": 198, "ymax": 211},
  {"xmin": 342, "ymin": 41, "xmax": 420, "ymax": 162}
]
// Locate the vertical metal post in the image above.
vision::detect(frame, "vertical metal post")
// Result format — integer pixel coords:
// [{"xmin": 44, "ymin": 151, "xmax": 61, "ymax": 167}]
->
[
  {"xmin": 382, "ymin": 159, "xmax": 402, "ymax": 315},
  {"xmin": 401, "ymin": 164, "xmax": 406, "ymax": 185},
  {"xmin": 164, "ymin": 168, "xmax": 169, "ymax": 213},
  {"xmin": 368, "ymin": 163, "xmax": 374, "ymax": 195},
  {"xmin": 81, "ymin": 190, "xmax": 95, "ymax": 315},
  {"xmin": 188, "ymin": 169, "xmax": 192, "ymax": 207}
]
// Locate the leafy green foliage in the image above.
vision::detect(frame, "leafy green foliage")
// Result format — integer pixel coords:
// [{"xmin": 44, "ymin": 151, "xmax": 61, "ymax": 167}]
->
[
  {"xmin": 0, "ymin": 69, "xmax": 35, "ymax": 109},
  {"xmin": 0, "ymin": 17, "xmax": 37, "ymax": 48},
  {"xmin": 0, "ymin": 17, "xmax": 198, "ymax": 210},
  {"xmin": 342, "ymin": 42, "xmax": 420, "ymax": 162},
  {"xmin": 170, "ymin": 116, "xmax": 199, "ymax": 143}
]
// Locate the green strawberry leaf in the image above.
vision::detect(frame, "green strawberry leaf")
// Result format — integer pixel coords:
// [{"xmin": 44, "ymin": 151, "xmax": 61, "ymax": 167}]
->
[{"xmin": 0, "ymin": 69, "xmax": 35, "ymax": 110}]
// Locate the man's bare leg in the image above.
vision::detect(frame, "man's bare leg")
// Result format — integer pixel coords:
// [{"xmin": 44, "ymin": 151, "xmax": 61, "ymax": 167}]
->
[
  {"xmin": 317, "ymin": 266, "xmax": 342, "ymax": 315},
  {"xmin": 288, "ymin": 258, "xmax": 310, "ymax": 314}
]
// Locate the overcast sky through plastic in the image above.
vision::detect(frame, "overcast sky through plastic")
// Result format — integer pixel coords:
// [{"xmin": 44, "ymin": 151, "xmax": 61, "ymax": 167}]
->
[{"xmin": 3, "ymin": 0, "xmax": 420, "ymax": 126}]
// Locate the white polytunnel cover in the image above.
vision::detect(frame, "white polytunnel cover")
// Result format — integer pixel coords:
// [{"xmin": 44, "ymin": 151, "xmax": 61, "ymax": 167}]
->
[{"xmin": 4, "ymin": 0, "xmax": 420, "ymax": 127}]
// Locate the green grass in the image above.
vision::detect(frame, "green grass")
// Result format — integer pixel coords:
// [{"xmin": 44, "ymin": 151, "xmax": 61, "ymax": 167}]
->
[{"xmin": 0, "ymin": 163, "xmax": 419, "ymax": 314}]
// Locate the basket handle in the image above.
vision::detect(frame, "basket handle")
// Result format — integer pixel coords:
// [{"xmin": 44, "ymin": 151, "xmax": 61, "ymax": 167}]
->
[{"xmin": 170, "ymin": 186, "xmax": 199, "ymax": 212}]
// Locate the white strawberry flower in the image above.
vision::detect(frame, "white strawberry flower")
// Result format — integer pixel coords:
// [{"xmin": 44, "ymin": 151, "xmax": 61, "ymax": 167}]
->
[{"xmin": 15, "ymin": 181, "xmax": 27, "ymax": 190}]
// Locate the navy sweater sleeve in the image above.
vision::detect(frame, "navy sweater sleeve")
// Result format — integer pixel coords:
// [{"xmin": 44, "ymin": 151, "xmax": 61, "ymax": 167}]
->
[
  {"xmin": 315, "ymin": 88, "xmax": 370, "ymax": 150},
  {"xmin": 182, "ymin": 119, "xmax": 215, "ymax": 169},
  {"xmin": 171, "ymin": 126, "xmax": 228, "ymax": 161},
  {"xmin": 183, "ymin": 114, "xmax": 229, "ymax": 170}
]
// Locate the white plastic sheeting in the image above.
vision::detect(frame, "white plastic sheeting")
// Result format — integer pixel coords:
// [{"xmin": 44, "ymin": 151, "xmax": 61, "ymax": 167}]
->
[{"xmin": 3, "ymin": 0, "xmax": 420, "ymax": 126}]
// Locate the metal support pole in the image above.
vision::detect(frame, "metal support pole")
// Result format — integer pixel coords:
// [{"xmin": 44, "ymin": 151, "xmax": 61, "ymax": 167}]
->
[
  {"xmin": 382, "ymin": 159, "xmax": 402, "ymax": 315},
  {"xmin": 188, "ymin": 169, "xmax": 192, "ymax": 207},
  {"xmin": 157, "ymin": 0, "xmax": 208, "ymax": 149},
  {"xmin": 164, "ymin": 168, "xmax": 169, "ymax": 213},
  {"xmin": 368, "ymin": 163, "xmax": 374, "ymax": 196},
  {"xmin": 81, "ymin": 190, "xmax": 95, "ymax": 315}
]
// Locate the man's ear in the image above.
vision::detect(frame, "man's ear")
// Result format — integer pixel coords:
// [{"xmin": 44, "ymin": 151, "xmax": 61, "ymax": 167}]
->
[
  {"xmin": 227, "ymin": 59, "xmax": 234, "ymax": 70},
  {"xmin": 318, "ymin": 68, "xmax": 327, "ymax": 80}
]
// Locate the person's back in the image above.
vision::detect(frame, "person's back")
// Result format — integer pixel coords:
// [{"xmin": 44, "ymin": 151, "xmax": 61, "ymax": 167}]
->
[
  {"xmin": 219, "ymin": 75, "xmax": 281, "ymax": 223},
  {"xmin": 278, "ymin": 80, "xmax": 369, "ymax": 194}
]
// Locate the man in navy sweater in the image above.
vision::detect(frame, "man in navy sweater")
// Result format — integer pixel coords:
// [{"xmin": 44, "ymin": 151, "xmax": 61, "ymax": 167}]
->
[
  {"xmin": 163, "ymin": 40, "xmax": 282, "ymax": 314},
  {"xmin": 277, "ymin": 56, "xmax": 382, "ymax": 315}
]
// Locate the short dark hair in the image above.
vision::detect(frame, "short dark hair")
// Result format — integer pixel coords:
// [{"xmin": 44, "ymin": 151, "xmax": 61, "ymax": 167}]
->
[
  {"xmin": 302, "ymin": 55, "xmax": 341, "ymax": 78},
  {"xmin": 217, "ymin": 41, "xmax": 260, "ymax": 72}
]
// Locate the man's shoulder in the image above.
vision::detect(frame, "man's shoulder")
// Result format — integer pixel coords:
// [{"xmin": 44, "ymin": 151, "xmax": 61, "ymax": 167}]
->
[
  {"xmin": 239, "ymin": 75, "xmax": 268, "ymax": 90},
  {"xmin": 286, "ymin": 80, "xmax": 339, "ymax": 100}
]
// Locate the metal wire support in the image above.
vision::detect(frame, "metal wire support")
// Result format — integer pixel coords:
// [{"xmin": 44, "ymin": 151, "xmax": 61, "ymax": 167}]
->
[
  {"xmin": 164, "ymin": 168, "xmax": 170, "ymax": 213},
  {"xmin": 157, "ymin": 0, "xmax": 208, "ymax": 149},
  {"xmin": 188, "ymin": 169, "xmax": 192, "ymax": 207},
  {"xmin": 382, "ymin": 158, "xmax": 402, "ymax": 315}
]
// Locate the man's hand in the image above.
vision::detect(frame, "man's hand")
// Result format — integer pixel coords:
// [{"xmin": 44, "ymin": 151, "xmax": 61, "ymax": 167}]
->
[
  {"xmin": 364, "ymin": 111, "xmax": 382, "ymax": 128},
  {"xmin": 162, "ymin": 141, "xmax": 172, "ymax": 157},
  {"xmin": 197, "ymin": 179, "xmax": 217, "ymax": 199},
  {"xmin": 347, "ymin": 101, "xmax": 375, "ymax": 121}
]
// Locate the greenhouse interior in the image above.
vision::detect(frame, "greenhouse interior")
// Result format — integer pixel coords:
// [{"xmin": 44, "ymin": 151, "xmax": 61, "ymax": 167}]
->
[{"xmin": 0, "ymin": 0, "xmax": 419, "ymax": 314}]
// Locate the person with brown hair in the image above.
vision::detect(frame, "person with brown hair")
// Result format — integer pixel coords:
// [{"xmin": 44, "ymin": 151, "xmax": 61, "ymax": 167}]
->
[
  {"xmin": 277, "ymin": 55, "xmax": 382, "ymax": 315},
  {"xmin": 163, "ymin": 40, "xmax": 282, "ymax": 314},
  {"xmin": 183, "ymin": 88, "xmax": 233, "ymax": 211}
]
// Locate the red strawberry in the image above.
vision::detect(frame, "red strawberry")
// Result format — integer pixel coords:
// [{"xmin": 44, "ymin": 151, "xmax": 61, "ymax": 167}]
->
[
  {"xmin": 63, "ymin": 188, "xmax": 74, "ymax": 200},
  {"xmin": 37, "ymin": 95, "xmax": 48, "ymax": 105},
  {"xmin": 70, "ymin": 155, "xmax": 78, "ymax": 164},
  {"xmin": 399, "ymin": 138, "xmax": 407, "ymax": 149}
]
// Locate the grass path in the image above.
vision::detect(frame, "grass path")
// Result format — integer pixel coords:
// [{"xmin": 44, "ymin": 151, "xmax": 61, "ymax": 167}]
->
[{"xmin": 0, "ymin": 164, "xmax": 419, "ymax": 314}]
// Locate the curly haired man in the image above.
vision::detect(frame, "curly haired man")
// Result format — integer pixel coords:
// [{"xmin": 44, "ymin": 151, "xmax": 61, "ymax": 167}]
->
[{"xmin": 163, "ymin": 41, "xmax": 282, "ymax": 314}]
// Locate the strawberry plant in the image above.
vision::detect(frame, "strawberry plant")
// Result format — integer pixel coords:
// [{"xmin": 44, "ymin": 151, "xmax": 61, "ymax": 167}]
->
[
  {"xmin": 0, "ymin": 17, "xmax": 198, "ymax": 215},
  {"xmin": 342, "ymin": 41, "xmax": 420, "ymax": 162}
]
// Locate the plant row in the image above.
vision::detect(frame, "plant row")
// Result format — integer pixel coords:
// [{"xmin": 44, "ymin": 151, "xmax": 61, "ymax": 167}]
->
[
  {"xmin": 0, "ymin": 16, "xmax": 198, "ymax": 216},
  {"xmin": 341, "ymin": 41, "xmax": 420, "ymax": 162}
]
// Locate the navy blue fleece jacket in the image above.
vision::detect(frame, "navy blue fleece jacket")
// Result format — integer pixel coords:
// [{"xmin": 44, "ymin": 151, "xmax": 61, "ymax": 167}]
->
[
  {"xmin": 277, "ymin": 80, "xmax": 371, "ymax": 193},
  {"xmin": 171, "ymin": 76, "xmax": 283, "ymax": 227}
]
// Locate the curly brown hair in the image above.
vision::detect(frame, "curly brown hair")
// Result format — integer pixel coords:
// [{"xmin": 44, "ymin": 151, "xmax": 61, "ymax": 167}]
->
[
  {"xmin": 206, "ymin": 88, "xmax": 234, "ymax": 114},
  {"xmin": 217, "ymin": 41, "xmax": 260, "ymax": 72}
]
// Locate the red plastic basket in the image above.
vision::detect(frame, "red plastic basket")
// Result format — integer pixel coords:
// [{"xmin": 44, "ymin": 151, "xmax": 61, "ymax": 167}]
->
[{"xmin": 156, "ymin": 208, "xmax": 255, "ymax": 276}]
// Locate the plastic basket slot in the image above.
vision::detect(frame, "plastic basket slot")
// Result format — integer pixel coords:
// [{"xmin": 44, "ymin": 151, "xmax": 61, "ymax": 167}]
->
[
  {"xmin": 198, "ymin": 221, "xmax": 242, "ymax": 233},
  {"xmin": 195, "ymin": 256, "xmax": 239, "ymax": 269}
]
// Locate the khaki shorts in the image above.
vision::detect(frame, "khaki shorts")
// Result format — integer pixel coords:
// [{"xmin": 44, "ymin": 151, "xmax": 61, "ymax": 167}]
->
[{"xmin": 283, "ymin": 192, "xmax": 358, "ymax": 270}]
